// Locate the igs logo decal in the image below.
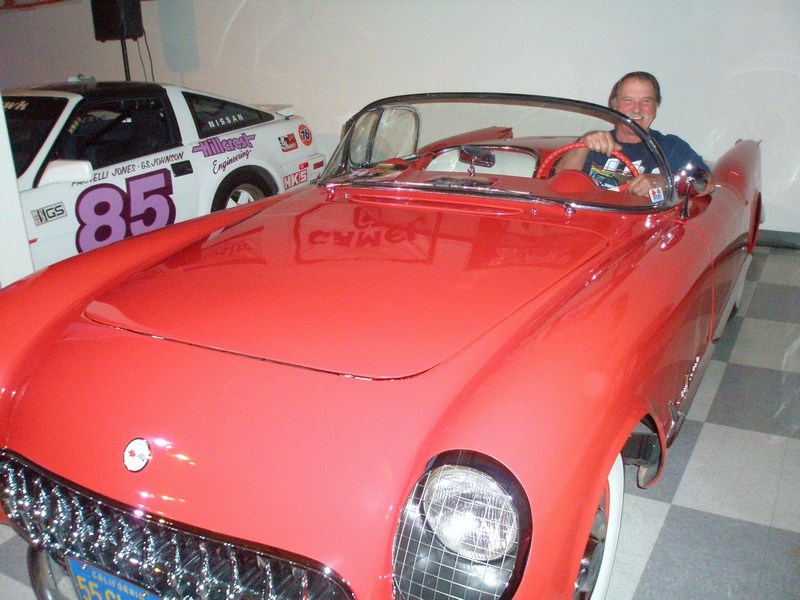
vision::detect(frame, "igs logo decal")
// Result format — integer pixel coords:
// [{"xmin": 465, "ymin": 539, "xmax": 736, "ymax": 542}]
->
[{"xmin": 32, "ymin": 202, "xmax": 67, "ymax": 225}]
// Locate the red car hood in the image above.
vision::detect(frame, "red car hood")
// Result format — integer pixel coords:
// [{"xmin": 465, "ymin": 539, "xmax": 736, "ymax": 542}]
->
[{"xmin": 85, "ymin": 191, "xmax": 608, "ymax": 379}]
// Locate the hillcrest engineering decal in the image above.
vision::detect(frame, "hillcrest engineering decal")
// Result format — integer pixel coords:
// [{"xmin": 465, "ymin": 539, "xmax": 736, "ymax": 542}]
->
[
  {"xmin": 192, "ymin": 132, "xmax": 257, "ymax": 175},
  {"xmin": 192, "ymin": 132, "xmax": 256, "ymax": 158}
]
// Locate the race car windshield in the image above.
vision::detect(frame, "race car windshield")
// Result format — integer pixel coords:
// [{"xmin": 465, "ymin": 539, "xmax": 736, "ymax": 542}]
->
[
  {"xmin": 320, "ymin": 93, "xmax": 674, "ymax": 212},
  {"xmin": 4, "ymin": 96, "xmax": 69, "ymax": 177}
]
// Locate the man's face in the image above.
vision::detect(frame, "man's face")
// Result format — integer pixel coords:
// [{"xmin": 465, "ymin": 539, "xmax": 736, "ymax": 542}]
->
[{"xmin": 612, "ymin": 77, "xmax": 658, "ymax": 134}]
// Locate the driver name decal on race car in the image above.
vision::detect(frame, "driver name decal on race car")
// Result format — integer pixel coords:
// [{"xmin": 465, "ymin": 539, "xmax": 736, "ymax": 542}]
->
[
  {"xmin": 70, "ymin": 152, "xmax": 186, "ymax": 186},
  {"xmin": 283, "ymin": 168, "xmax": 308, "ymax": 190},
  {"xmin": 32, "ymin": 202, "xmax": 67, "ymax": 225},
  {"xmin": 75, "ymin": 168, "xmax": 176, "ymax": 253},
  {"xmin": 192, "ymin": 133, "xmax": 256, "ymax": 158}
]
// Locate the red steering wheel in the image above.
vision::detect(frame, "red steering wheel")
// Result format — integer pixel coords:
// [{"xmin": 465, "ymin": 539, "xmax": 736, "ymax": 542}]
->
[{"xmin": 535, "ymin": 141, "xmax": 639, "ymax": 190}]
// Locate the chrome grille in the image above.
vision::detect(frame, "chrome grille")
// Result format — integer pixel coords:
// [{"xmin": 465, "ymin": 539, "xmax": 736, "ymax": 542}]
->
[{"xmin": 0, "ymin": 453, "xmax": 353, "ymax": 600}]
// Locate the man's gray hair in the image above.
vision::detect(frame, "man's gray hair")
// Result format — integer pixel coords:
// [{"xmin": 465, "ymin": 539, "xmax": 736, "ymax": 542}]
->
[{"xmin": 608, "ymin": 71, "xmax": 662, "ymax": 108}]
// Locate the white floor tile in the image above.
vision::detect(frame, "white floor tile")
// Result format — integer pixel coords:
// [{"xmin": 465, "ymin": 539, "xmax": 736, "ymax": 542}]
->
[
  {"xmin": 608, "ymin": 495, "xmax": 670, "ymax": 600},
  {"xmin": 774, "ymin": 438, "xmax": 800, "ymax": 533},
  {"xmin": 761, "ymin": 252, "xmax": 800, "ymax": 287},
  {"xmin": 0, "ymin": 523, "xmax": 19, "ymax": 544},
  {"xmin": 729, "ymin": 318, "xmax": 800, "ymax": 373},
  {"xmin": 0, "ymin": 575, "xmax": 36, "ymax": 600},
  {"xmin": 674, "ymin": 423, "xmax": 789, "ymax": 526}
]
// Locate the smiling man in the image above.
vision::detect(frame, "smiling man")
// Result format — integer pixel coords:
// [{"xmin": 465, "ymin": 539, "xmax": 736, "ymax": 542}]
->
[{"xmin": 558, "ymin": 71, "xmax": 711, "ymax": 197}]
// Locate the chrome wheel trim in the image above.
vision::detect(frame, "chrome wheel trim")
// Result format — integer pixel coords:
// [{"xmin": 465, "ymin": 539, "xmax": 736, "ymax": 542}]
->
[{"xmin": 574, "ymin": 454, "xmax": 624, "ymax": 599}]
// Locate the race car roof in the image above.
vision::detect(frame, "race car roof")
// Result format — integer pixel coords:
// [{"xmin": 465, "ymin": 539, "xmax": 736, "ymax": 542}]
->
[{"xmin": 30, "ymin": 81, "xmax": 167, "ymax": 101}]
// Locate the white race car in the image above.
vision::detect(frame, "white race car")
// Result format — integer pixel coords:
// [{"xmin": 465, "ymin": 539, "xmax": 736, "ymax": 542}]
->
[{"xmin": 4, "ymin": 79, "xmax": 325, "ymax": 270}]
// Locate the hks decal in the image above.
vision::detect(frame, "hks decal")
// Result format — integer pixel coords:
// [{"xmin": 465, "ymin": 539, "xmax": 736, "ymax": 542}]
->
[{"xmin": 283, "ymin": 169, "xmax": 308, "ymax": 189}]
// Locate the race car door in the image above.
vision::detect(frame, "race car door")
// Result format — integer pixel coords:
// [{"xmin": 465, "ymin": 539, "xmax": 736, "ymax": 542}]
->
[{"xmin": 21, "ymin": 94, "xmax": 199, "ymax": 270}]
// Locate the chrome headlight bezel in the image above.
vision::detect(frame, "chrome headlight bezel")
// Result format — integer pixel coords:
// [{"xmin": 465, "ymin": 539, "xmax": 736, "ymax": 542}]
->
[{"xmin": 392, "ymin": 451, "xmax": 532, "ymax": 600}]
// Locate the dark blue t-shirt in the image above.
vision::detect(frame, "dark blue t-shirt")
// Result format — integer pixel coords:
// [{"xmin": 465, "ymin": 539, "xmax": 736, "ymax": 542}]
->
[{"xmin": 584, "ymin": 129, "xmax": 709, "ymax": 190}]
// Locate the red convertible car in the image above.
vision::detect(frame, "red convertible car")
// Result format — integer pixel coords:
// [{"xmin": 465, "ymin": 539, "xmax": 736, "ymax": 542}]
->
[{"xmin": 0, "ymin": 93, "xmax": 761, "ymax": 599}]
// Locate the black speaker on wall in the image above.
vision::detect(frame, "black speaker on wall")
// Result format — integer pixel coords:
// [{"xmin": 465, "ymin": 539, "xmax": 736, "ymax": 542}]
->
[{"xmin": 91, "ymin": 0, "xmax": 144, "ymax": 42}]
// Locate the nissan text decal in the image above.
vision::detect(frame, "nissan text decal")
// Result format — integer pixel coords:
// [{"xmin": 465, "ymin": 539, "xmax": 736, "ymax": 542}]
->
[{"xmin": 192, "ymin": 132, "xmax": 256, "ymax": 158}]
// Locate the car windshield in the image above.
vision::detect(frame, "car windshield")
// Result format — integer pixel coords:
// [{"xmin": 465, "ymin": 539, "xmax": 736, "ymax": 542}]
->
[
  {"xmin": 320, "ymin": 93, "xmax": 674, "ymax": 211},
  {"xmin": 4, "ymin": 96, "xmax": 69, "ymax": 177}
]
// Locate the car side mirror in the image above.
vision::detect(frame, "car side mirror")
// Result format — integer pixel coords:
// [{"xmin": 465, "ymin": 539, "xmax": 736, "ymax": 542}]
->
[
  {"xmin": 38, "ymin": 159, "xmax": 94, "ymax": 186},
  {"xmin": 674, "ymin": 163, "xmax": 711, "ymax": 198},
  {"xmin": 675, "ymin": 163, "xmax": 712, "ymax": 218}
]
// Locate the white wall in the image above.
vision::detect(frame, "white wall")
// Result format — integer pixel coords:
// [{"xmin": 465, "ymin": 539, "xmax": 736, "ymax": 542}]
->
[
  {"xmin": 1, "ymin": 0, "xmax": 798, "ymax": 234},
  {"xmin": 0, "ymin": 94, "xmax": 34, "ymax": 286}
]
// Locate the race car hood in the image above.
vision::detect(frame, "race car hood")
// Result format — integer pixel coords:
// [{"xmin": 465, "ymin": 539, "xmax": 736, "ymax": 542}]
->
[{"xmin": 84, "ymin": 189, "xmax": 609, "ymax": 379}]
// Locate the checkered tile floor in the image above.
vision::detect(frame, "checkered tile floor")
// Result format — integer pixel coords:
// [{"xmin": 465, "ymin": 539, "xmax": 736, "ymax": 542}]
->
[
  {"xmin": 1, "ymin": 246, "xmax": 798, "ymax": 599},
  {"xmin": 608, "ymin": 245, "xmax": 800, "ymax": 599}
]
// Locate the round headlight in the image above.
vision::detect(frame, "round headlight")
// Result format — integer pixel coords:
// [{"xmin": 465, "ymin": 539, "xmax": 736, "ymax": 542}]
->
[
  {"xmin": 393, "ymin": 452, "xmax": 531, "ymax": 600},
  {"xmin": 422, "ymin": 465, "xmax": 519, "ymax": 562}
]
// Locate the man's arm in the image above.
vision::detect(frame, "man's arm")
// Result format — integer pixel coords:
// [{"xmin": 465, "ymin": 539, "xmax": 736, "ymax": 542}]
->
[{"xmin": 554, "ymin": 131, "xmax": 620, "ymax": 172}]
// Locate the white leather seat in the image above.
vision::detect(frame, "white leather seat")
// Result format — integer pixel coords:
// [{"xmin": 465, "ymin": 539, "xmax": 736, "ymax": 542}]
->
[{"xmin": 425, "ymin": 147, "xmax": 538, "ymax": 177}]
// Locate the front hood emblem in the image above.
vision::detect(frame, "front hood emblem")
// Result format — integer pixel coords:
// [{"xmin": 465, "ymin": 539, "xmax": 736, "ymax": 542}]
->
[{"xmin": 123, "ymin": 438, "xmax": 152, "ymax": 472}]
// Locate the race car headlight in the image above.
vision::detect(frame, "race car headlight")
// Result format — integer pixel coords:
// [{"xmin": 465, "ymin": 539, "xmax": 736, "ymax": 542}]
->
[{"xmin": 393, "ymin": 452, "xmax": 532, "ymax": 600}]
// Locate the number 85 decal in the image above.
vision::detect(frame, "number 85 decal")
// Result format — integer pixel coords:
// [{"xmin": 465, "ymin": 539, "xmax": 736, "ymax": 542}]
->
[{"xmin": 76, "ymin": 169, "xmax": 176, "ymax": 253}]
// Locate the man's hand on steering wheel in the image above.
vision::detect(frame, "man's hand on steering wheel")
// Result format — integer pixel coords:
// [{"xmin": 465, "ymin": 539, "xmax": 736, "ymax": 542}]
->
[
  {"xmin": 536, "ymin": 139, "xmax": 639, "ymax": 188},
  {"xmin": 574, "ymin": 131, "xmax": 665, "ymax": 196},
  {"xmin": 626, "ymin": 173, "xmax": 666, "ymax": 197},
  {"xmin": 539, "ymin": 133, "xmax": 664, "ymax": 196},
  {"xmin": 580, "ymin": 131, "xmax": 619, "ymax": 155}
]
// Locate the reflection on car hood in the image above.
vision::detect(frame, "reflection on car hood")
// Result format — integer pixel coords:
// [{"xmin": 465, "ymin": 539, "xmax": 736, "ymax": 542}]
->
[{"xmin": 85, "ymin": 190, "xmax": 609, "ymax": 379}]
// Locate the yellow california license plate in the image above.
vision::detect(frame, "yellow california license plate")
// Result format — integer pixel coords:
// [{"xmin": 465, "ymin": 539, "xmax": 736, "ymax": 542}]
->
[{"xmin": 67, "ymin": 556, "xmax": 161, "ymax": 600}]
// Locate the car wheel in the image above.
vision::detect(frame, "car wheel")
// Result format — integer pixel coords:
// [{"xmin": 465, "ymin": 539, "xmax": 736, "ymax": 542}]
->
[
  {"xmin": 573, "ymin": 454, "xmax": 624, "ymax": 599},
  {"xmin": 211, "ymin": 169, "xmax": 275, "ymax": 212}
]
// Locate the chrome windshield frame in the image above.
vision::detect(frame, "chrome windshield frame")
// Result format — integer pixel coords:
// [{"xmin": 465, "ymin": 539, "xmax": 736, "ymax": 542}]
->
[{"xmin": 320, "ymin": 92, "xmax": 675, "ymax": 212}]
